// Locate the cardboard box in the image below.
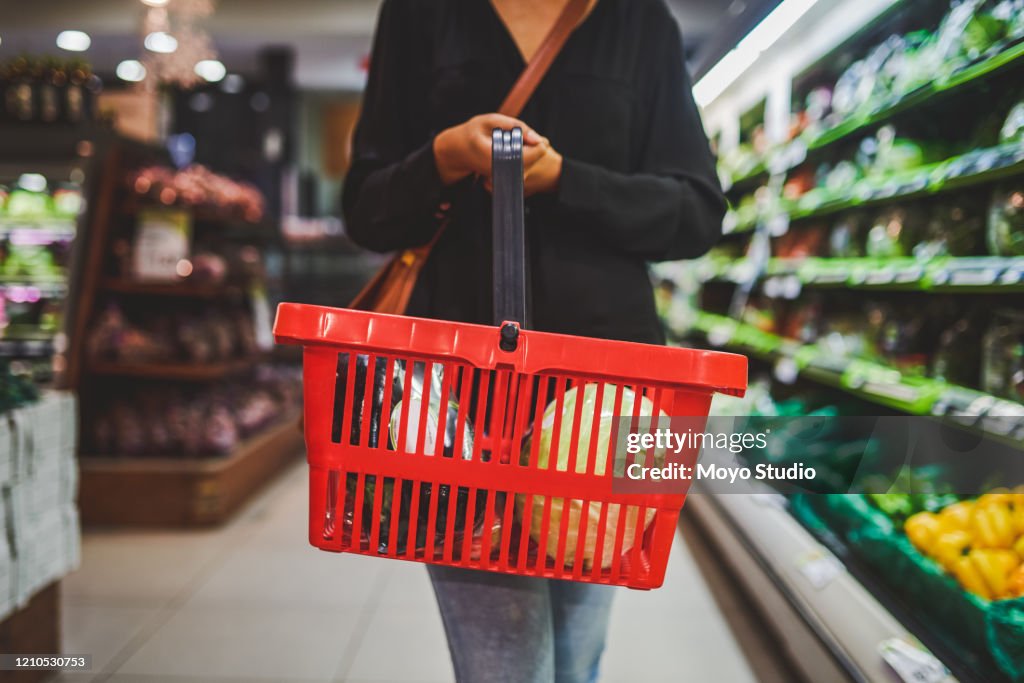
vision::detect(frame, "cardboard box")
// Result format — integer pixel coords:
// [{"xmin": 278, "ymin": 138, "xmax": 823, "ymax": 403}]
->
[{"xmin": 0, "ymin": 391, "xmax": 80, "ymax": 614}]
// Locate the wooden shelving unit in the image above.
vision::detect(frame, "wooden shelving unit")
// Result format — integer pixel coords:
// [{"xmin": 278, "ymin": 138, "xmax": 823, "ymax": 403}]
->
[
  {"xmin": 87, "ymin": 357, "xmax": 260, "ymax": 381},
  {"xmin": 79, "ymin": 413, "xmax": 303, "ymax": 527},
  {"xmin": 66, "ymin": 139, "xmax": 301, "ymax": 528},
  {"xmin": 100, "ymin": 277, "xmax": 236, "ymax": 299}
]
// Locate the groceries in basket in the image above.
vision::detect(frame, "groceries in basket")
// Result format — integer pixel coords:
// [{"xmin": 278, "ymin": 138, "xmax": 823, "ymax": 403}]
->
[
  {"xmin": 334, "ymin": 354, "xmax": 483, "ymax": 554},
  {"xmin": 515, "ymin": 383, "xmax": 668, "ymax": 570}
]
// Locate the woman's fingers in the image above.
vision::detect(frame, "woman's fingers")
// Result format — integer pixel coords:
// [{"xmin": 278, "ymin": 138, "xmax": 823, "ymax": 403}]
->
[
  {"xmin": 522, "ymin": 142, "xmax": 549, "ymax": 170},
  {"xmin": 478, "ymin": 113, "xmax": 542, "ymax": 146}
]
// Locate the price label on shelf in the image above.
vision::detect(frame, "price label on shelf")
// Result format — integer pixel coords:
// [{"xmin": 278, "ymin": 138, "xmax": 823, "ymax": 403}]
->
[
  {"xmin": 878, "ymin": 638, "xmax": 950, "ymax": 683},
  {"xmin": 132, "ymin": 209, "xmax": 191, "ymax": 281},
  {"xmin": 948, "ymin": 267, "xmax": 998, "ymax": 286},
  {"xmin": 794, "ymin": 548, "xmax": 844, "ymax": 589},
  {"xmin": 1000, "ymin": 266, "xmax": 1024, "ymax": 285},
  {"xmin": 863, "ymin": 269, "xmax": 896, "ymax": 286}
]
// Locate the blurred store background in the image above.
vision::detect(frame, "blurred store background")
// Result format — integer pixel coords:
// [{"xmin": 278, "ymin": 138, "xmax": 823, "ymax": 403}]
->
[{"xmin": 1, "ymin": 0, "xmax": 1023, "ymax": 682}]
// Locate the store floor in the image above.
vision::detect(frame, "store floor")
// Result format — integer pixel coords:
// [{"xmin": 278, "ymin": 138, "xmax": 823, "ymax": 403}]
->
[{"xmin": 51, "ymin": 461, "xmax": 759, "ymax": 683}]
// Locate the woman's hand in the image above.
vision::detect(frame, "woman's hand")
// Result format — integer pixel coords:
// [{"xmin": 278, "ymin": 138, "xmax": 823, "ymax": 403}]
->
[
  {"xmin": 433, "ymin": 113, "xmax": 543, "ymax": 185},
  {"xmin": 523, "ymin": 137, "xmax": 562, "ymax": 196}
]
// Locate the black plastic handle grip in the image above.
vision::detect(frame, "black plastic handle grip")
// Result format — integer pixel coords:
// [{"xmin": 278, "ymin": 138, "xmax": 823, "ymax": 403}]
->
[{"xmin": 491, "ymin": 127, "xmax": 527, "ymax": 327}]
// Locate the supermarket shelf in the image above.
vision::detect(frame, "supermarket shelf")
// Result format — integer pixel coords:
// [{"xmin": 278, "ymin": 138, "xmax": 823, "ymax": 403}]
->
[
  {"xmin": 683, "ymin": 312, "xmax": 1024, "ymax": 435},
  {"xmin": 0, "ymin": 338, "xmax": 56, "ymax": 358},
  {"xmin": 0, "ymin": 218, "xmax": 77, "ymax": 242},
  {"xmin": 807, "ymin": 39, "xmax": 1024, "ymax": 152},
  {"xmin": 121, "ymin": 201, "xmax": 280, "ymax": 242},
  {"xmin": 100, "ymin": 277, "xmax": 236, "ymax": 298},
  {"xmin": 687, "ymin": 490, "xmax": 961, "ymax": 682},
  {"xmin": 78, "ymin": 413, "xmax": 304, "ymax": 527},
  {"xmin": 723, "ymin": 163, "xmax": 768, "ymax": 193},
  {"xmin": 0, "ymin": 281, "xmax": 69, "ymax": 299},
  {"xmin": 87, "ymin": 358, "xmax": 260, "ymax": 381},
  {"xmin": 701, "ymin": 257, "xmax": 1024, "ymax": 292},
  {"xmin": 731, "ymin": 141, "xmax": 1024, "ymax": 232}
]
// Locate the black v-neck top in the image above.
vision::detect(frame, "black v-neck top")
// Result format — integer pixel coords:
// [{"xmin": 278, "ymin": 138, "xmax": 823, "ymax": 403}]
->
[{"xmin": 342, "ymin": 0, "xmax": 725, "ymax": 344}]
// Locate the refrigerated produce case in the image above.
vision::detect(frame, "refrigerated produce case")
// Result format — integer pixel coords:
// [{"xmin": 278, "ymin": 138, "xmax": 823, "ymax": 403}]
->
[
  {"xmin": 666, "ymin": 0, "xmax": 1024, "ymax": 681},
  {"xmin": 0, "ymin": 126, "xmax": 96, "ymax": 393},
  {"xmin": 0, "ymin": 124, "xmax": 97, "ymax": 683}
]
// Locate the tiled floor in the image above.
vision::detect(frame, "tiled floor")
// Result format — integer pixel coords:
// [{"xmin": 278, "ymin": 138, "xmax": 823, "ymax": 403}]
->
[{"xmin": 52, "ymin": 461, "xmax": 759, "ymax": 683}]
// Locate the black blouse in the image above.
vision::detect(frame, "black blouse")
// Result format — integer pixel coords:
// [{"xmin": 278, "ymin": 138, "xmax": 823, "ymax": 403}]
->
[{"xmin": 342, "ymin": 0, "xmax": 725, "ymax": 344}]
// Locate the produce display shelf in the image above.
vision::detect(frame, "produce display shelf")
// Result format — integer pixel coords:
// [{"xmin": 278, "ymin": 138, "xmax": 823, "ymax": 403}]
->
[
  {"xmin": 100, "ymin": 277, "xmax": 235, "ymax": 299},
  {"xmin": 120, "ymin": 201, "xmax": 280, "ymax": 243},
  {"xmin": 0, "ymin": 217, "xmax": 77, "ymax": 237},
  {"xmin": 0, "ymin": 338, "xmax": 55, "ymax": 358},
  {"xmin": 807, "ymin": 39, "xmax": 1024, "ymax": 152},
  {"xmin": 724, "ymin": 162, "xmax": 769, "ymax": 193},
  {"xmin": 87, "ymin": 357, "xmax": 260, "ymax": 381},
  {"xmin": 78, "ymin": 412, "xmax": 304, "ymax": 527},
  {"xmin": 0, "ymin": 279, "xmax": 69, "ymax": 298},
  {"xmin": 682, "ymin": 312, "xmax": 1024, "ymax": 436},
  {"xmin": 731, "ymin": 141, "xmax": 1024, "ymax": 232},
  {"xmin": 686, "ymin": 490, "xmax": 967, "ymax": 682},
  {"xmin": 700, "ymin": 257, "xmax": 1024, "ymax": 292}
]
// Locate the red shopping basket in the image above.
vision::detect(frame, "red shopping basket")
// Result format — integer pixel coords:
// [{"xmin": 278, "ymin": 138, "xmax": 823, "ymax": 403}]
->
[{"xmin": 274, "ymin": 129, "xmax": 747, "ymax": 589}]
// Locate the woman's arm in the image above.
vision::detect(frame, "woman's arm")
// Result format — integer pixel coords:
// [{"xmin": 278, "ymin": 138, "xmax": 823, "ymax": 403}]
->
[
  {"xmin": 342, "ymin": 0, "xmax": 445, "ymax": 253},
  {"xmin": 551, "ymin": 14, "xmax": 726, "ymax": 262},
  {"xmin": 343, "ymin": 1, "xmax": 544, "ymax": 253}
]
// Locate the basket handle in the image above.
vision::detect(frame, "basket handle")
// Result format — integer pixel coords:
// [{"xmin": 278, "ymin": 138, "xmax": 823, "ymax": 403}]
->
[{"xmin": 492, "ymin": 127, "xmax": 527, "ymax": 329}]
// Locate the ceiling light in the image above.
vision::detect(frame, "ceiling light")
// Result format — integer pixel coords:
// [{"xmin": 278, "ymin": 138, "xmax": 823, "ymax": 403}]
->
[
  {"xmin": 221, "ymin": 73, "xmax": 245, "ymax": 94},
  {"xmin": 56, "ymin": 30, "xmax": 91, "ymax": 52},
  {"xmin": 194, "ymin": 59, "xmax": 226, "ymax": 82},
  {"xmin": 693, "ymin": 0, "xmax": 821, "ymax": 107},
  {"xmin": 144, "ymin": 31, "xmax": 178, "ymax": 54},
  {"xmin": 141, "ymin": 0, "xmax": 169, "ymax": 6},
  {"xmin": 116, "ymin": 60, "xmax": 147, "ymax": 82}
]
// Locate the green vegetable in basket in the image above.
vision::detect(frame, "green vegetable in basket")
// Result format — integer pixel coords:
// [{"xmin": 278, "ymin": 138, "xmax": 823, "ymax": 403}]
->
[{"xmin": 516, "ymin": 384, "xmax": 667, "ymax": 570}]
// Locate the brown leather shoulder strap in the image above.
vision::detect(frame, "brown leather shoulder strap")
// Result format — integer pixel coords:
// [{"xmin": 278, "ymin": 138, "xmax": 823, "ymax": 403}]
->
[{"xmin": 498, "ymin": 0, "xmax": 591, "ymax": 117}]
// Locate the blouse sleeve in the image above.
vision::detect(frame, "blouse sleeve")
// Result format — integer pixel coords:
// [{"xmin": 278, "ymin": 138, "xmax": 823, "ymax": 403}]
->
[
  {"xmin": 554, "ymin": 14, "xmax": 726, "ymax": 262},
  {"xmin": 341, "ymin": 0, "xmax": 445, "ymax": 253}
]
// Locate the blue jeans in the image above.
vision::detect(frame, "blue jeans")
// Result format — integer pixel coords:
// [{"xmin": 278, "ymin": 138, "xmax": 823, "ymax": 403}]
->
[{"xmin": 428, "ymin": 565, "xmax": 615, "ymax": 683}]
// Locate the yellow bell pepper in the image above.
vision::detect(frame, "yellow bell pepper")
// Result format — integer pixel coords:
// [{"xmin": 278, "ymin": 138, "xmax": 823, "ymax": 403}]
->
[
  {"xmin": 954, "ymin": 555, "xmax": 992, "ymax": 600},
  {"xmin": 937, "ymin": 501, "xmax": 974, "ymax": 534},
  {"xmin": 1008, "ymin": 564, "xmax": 1024, "ymax": 599},
  {"xmin": 1015, "ymin": 535, "xmax": 1024, "ymax": 559},
  {"xmin": 969, "ymin": 549, "xmax": 1020, "ymax": 600},
  {"xmin": 1011, "ymin": 485, "xmax": 1024, "ymax": 508},
  {"xmin": 972, "ymin": 503, "xmax": 1016, "ymax": 549},
  {"xmin": 978, "ymin": 491, "xmax": 1014, "ymax": 508},
  {"xmin": 1013, "ymin": 504, "xmax": 1024, "ymax": 536},
  {"xmin": 905, "ymin": 512, "xmax": 942, "ymax": 554},
  {"xmin": 932, "ymin": 530, "xmax": 973, "ymax": 570}
]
